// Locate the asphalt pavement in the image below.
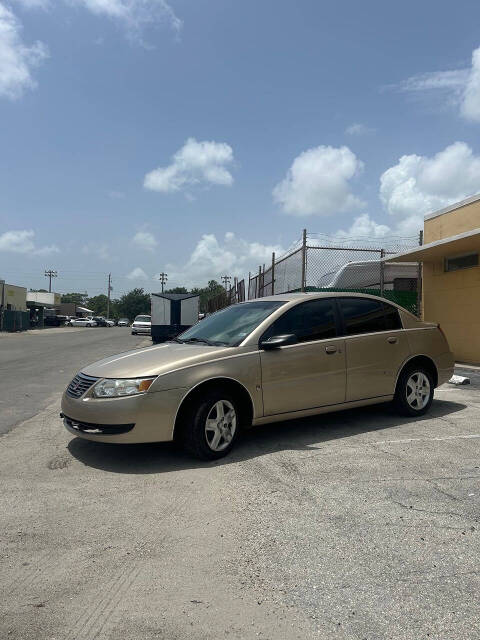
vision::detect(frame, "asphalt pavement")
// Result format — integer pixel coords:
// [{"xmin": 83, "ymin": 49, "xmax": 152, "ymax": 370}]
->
[
  {"xmin": 0, "ymin": 327, "xmax": 148, "ymax": 435},
  {"xmin": 1, "ymin": 330, "xmax": 480, "ymax": 639}
]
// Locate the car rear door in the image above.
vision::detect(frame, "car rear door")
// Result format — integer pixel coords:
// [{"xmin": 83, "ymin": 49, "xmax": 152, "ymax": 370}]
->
[
  {"xmin": 260, "ymin": 298, "xmax": 346, "ymax": 416},
  {"xmin": 336, "ymin": 297, "xmax": 410, "ymax": 402}
]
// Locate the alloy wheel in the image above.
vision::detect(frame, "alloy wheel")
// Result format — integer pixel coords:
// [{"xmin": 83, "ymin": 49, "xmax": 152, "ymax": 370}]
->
[
  {"xmin": 406, "ymin": 372, "xmax": 430, "ymax": 410},
  {"xmin": 205, "ymin": 400, "xmax": 237, "ymax": 452}
]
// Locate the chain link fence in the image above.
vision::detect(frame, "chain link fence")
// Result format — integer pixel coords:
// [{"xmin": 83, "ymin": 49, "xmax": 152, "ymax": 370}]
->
[
  {"xmin": 248, "ymin": 230, "xmax": 422, "ymax": 315},
  {"xmin": 207, "ymin": 278, "xmax": 246, "ymax": 313}
]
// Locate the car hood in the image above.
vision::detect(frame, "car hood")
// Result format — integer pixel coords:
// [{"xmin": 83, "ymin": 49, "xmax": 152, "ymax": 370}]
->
[{"xmin": 81, "ymin": 342, "xmax": 243, "ymax": 378}]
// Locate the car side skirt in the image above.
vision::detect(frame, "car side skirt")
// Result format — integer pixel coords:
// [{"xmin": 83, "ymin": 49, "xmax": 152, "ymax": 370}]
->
[{"xmin": 252, "ymin": 395, "xmax": 394, "ymax": 426}]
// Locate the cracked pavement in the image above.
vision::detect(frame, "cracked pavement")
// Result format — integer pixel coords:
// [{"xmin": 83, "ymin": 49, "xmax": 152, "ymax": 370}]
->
[{"xmin": 1, "ymin": 330, "xmax": 480, "ymax": 639}]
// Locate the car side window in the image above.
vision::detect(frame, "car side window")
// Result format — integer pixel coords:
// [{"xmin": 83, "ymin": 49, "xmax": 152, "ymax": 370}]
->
[
  {"xmin": 383, "ymin": 302, "xmax": 402, "ymax": 330},
  {"xmin": 263, "ymin": 298, "xmax": 337, "ymax": 343},
  {"xmin": 338, "ymin": 298, "xmax": 386, "ymax": 335}
]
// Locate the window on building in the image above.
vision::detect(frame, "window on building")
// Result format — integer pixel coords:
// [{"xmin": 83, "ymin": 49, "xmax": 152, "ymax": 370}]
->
[
  {"xmin": 445, "ymin": 252, "xmax": 478, "ymax": 272},
  {"xmin": 338, "ymin": 297, "xmax": 386, "ymax": 335}
]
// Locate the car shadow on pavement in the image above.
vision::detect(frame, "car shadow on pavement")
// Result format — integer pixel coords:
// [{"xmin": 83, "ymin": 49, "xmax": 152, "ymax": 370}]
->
[{"xmin": 67, "ymin": 398, "xmax": 467, "ymax": 475}]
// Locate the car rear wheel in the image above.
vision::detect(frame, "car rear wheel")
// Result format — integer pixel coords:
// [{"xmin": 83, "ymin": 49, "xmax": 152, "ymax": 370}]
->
[
  {"xmin": 180, "ymin": 389, "xmax": 240, "ymax": 460},
  {"xmin": 394, "ymin": 365, "xmax": 434, "ymax": 416}
]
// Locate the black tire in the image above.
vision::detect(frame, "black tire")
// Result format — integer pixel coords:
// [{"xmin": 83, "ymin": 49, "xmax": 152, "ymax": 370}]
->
[
  {"xmin": 393, "ymin": 365, "xmax": 434, "ymax": 417},
  {"xmin": 180, "ymin": 388, "xmax": 241, "ymax": 460}
]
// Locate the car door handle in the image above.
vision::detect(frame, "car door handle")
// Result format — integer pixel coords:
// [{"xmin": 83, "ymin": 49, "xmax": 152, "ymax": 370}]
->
[
  {"xmin": 325, "ymin": 345, "xmax": 337, "ymax": 354},
  {"xmin": 387, "ymin": 336, "xmax": 398, "ymax": 344}
]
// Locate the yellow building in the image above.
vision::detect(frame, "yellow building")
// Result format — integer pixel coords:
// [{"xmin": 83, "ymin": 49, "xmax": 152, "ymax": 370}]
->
[
  {"xmin": 389, "ymin": 194, "xmax": 480, "ymax": 364},
  {"xmin": 1, "ymin": 282, "xmax": 27, "ymax": 311}
]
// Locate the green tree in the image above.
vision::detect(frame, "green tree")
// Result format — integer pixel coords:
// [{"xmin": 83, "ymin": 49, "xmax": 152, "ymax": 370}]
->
[
  {"xmin": 115, "ymin": 288, "xmax": 150, "ymax": 321},
  {"xmin": 61, "ymin": 292, "xmax": 87, "ymax": 304},
  {"xmin": 191, "ymin": 280, "xmax": 225, "ymax": 312},
  {"xmin": 165, "ymin": 287, "xmax": 188, "ymax": 294},
  {"xmin": 87, "ymin": 294, "xmax": 109, "ymax": 316},
  {"xmin": 30, "ymin": 288, "xmax": 48, "ymax": 292}
]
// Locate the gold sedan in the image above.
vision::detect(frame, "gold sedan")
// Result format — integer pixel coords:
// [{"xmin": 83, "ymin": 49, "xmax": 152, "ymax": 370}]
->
[{"xmin": 61, "ymin": 293, "xmax": 454, "ymax": 459}]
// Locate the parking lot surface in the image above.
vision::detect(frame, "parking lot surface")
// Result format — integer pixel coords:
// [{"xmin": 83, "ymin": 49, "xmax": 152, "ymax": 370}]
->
[
  {"xmin": 0, "ymin": 327, "xmax": 147, "ymax": 435},
  {"xmin": 1, "ymin": 331, "xmax": 479, "ymax": 639}
]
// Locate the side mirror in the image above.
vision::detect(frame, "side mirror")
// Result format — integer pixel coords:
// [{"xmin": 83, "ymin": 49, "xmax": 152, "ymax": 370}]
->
[{"xmin": 260, "ymin": 334, "xmax": 298, "ymax": 350}]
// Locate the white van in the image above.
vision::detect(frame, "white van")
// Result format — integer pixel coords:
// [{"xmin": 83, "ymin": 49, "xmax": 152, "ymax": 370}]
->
[{"xmin": 317, "ymin": 260, "xmax": 418, "ymax": 291}]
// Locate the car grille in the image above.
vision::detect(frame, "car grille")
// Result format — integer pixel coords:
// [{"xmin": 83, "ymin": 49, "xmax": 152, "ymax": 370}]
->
[{"xmin": 66, "ymin": 373, "xmax": 99, "ymax": 399}]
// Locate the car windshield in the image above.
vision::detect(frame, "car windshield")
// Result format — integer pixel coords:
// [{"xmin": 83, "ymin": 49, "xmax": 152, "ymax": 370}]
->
[
  {"xmin": 176, "ymin": 301, "xmax": 285, "ymax": 347},
  {"xmin": 135, "ymin": 316, "xmax": 151, "ymax": 323}
]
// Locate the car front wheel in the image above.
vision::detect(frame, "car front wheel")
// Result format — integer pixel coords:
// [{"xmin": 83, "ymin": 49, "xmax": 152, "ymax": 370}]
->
[
  {"xmin": 180, "ymin": 389, "xmax": 240, "ymax": 460},
  {"xmin": 394, "ymin": 366, "xmax": 434, "ymax": 416}
]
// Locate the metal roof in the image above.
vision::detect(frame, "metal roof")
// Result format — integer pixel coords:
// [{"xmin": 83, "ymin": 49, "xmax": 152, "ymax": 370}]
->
[
  {"xmin": 385, "ymin": 227, "xmax": 480, "ymax": 262},
  {"xmin": 151, "ymin": 293, "xmax": 199, "ymax": 300}
]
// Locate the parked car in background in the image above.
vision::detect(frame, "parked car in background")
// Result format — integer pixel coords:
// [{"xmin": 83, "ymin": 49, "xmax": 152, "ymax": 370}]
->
[
  {"xmin": 117, "ymin": 318, "xmax": 130, "ymax": 327},
  {"xmin": 61, "ymin": 292, "xmax": 454, "ymax": 460},
  {"xmin": 70, "ymin": 317, "xmax": 97, "ymax": 327},
  {"xmin": 92, "ymin": 316, "xmax": 115, "ymax": 327},
  {"xmin": 131, "ymin": 315, "xmax": 151, "ymax": 335}
]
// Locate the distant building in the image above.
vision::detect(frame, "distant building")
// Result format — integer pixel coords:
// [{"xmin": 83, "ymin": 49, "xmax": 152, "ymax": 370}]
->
[{"xmin": 2, "ymin": 283, "xmax": 27, "ymax": 311}]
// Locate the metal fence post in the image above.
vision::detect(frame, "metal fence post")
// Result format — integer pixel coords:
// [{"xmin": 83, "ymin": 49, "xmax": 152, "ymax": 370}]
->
[
  {"xmin": 301, "ymin": 229, "xmax": 307, "ymax": 292},
  {"xmin": 258, "ymin": 265, "xmax": 262, "ymax": 298},
  {"xmin": 379, "ymin": 248, "xmax": 385, "ymax": 297},
  {"xmin": 417, "ymin": 229, "xmax": 423, "ymax": 318},
  {"xmin": 271, "ymin": 252, "xmax": 275, "ymax": 295}
]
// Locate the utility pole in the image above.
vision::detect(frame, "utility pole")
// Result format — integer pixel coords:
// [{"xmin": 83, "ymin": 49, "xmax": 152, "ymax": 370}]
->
[
  {"xmin": 106, "ymin": 273, "xmax": 112, "ymax": 319},
  {"xmin": 221, "ymin": 275, "xmax": 231, "ymax": 290},
  {"xmin": 44, "ymin": 269, "xmax": 57, "ymax": 293},
  {"xmin": 158, "ymin": 272, "xmax": 168, "ymax": 293}
]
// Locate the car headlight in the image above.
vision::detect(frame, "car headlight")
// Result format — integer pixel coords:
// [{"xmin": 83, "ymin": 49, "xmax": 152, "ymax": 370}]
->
[{"xmin": 92, "ymin": 377, "xmax": 155, "ymax": 398}]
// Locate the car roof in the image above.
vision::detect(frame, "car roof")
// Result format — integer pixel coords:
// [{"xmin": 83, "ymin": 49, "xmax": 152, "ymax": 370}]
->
[{"xmin": 245, "ymin": 291, "xmax": 387, "ymax": 303}]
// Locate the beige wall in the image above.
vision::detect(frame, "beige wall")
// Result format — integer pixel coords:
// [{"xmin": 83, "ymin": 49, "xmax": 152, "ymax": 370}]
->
[
  {"xmin": 3, "ymin": 283, "xmax": 27, "ymax": 311},
  {"xmin": 423, "ymin": 200, "xmax": 480, "ymax": 363},
  {"xmin": 425, "ymin": 199, "xmax": 480, "ymax": 243}
]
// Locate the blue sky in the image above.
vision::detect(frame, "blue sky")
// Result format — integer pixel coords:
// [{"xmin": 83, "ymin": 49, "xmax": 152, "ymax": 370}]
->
[{"xmin": 1, "ymin": 0, "xmax": 480, "ymax": 296}]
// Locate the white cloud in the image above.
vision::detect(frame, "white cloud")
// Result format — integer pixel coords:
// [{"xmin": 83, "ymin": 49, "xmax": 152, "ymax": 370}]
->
[
  {"xmin": 0, "ymin": 229, "xmax": 59, "ymax": 255},
  {"xmin": 394, "ymin": 46, "xmax": 480, "ymax": 122},
  {"xmin": 132, "ymin": 230, "xmax": 157, "ymax": 251},
  {"xmin": 82, "ymin": 242, "xmax": 110, "ymax": 260},
  {"xmin": 0, "ymin": 2, "xmax": 48, "ymax": 100},
  {"xmin": 334, "ymin": 214, "xmax": 391, "ymax": 239},
  {"xmin": 461, "ymin": 47, "xmax": 480, "ymax": 122},
  {"xmin": 71, "ymin": 0, "xmax": 182, "ymax": 41},
  {"xmin": 126, "ymin": 266, "xmax": 147, "ymax": 280},
  {"xmin": 328, "ymin": 141, "xmax": 480, "ymax": 244},
  {"xmin": 144, "ymin": 138, "xmax": 235, "ymax": 194},
  {"xmin": 345, "ymin": 123, "xmax": 374, "ymax": 136},
  {"xmin": 380, "ymin": 141, "xmax": 480, "ymax": 221},
  {"xmin": 273, "ymin": 145, "xmax": 365, "ymax": 216},
  {"xmin": 165, "ymin": 232, "xmax": 284, "ymax": 288}
]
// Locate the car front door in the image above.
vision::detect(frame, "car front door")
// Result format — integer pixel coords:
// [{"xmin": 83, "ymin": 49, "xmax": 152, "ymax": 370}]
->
[
  {"xmin": 260, "ymin": 298, "xmax": 346, "ymax": 416},
  {"xmin": 337, "ymin": 297, "xmax": 411, "ymax": 402}
]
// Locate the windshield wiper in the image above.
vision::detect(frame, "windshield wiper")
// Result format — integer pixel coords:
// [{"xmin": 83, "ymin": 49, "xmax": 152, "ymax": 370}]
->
[
  {"xmin": 170, "ymin": 337, "xmax": 185, "ymax": 343},
  {"xmin": 182, "ymin": 337, "xmax": 215, "ymax": 346}
]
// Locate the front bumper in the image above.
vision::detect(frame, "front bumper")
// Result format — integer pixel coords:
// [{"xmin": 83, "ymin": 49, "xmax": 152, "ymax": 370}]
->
[
  {"xmin": 61, "ymin": 386, "xmax": 187, "ymax": 443},
  {"xmin": 132, "ymin": 326, "xmax": 151, "ymax": 334}
]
